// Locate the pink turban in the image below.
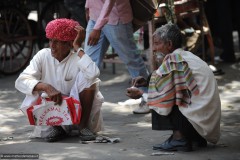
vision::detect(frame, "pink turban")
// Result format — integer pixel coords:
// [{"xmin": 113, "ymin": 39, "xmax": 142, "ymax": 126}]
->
[{"xmin": 45, "ymin": 18, "xmax": 80, "ymax": 41}]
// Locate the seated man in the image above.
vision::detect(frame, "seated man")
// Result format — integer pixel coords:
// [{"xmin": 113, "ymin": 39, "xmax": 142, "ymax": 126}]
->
[
  {"xmin": 15, "ymin": 18, "xmax": 104, "ymax": 142},
  {"xmin": 126, "ymin": 23, "xmax": 221, "ymax": 151}
]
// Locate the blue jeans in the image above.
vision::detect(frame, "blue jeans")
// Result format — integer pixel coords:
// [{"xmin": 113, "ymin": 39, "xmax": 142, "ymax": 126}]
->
[{"xmin": 84, "ymin": 20, "xmax": 149, "ymax": 80}]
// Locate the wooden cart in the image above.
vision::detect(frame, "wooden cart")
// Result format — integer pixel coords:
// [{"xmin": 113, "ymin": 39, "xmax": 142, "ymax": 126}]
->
[{"xmin": 0, "ymin": 0, "xmax": 70, "ymax": 75}]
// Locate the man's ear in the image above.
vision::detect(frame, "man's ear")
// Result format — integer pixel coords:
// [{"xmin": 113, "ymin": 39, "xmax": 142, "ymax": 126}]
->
[
  {"xmin": 168, "ymin": 40, "xmax": 173, "ymax": 47},
  {"xmin": 68, "ymin": 41, "xmax": 73, "ymax": 48},
  {"xmin": 167, "ymin": 40, "xmax": 173, "ymax": 51}
]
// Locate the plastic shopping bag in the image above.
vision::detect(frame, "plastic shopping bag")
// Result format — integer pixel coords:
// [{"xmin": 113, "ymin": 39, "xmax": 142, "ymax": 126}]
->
[{"xmin": 26, "ymin": 96, "xmax": 82, "ymax": 126}]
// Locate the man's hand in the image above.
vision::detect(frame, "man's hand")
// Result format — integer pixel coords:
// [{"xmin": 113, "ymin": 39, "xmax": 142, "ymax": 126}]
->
[
  {"xmin": 87, "ymin": 29, "xmax": 101, "ymax": 46},
  {"xmin": 126, "ymin": 87, "xmax": 143, "ymax": 99},
  {"xmin": 73, "ymin": 25, "xmax": 86, "ymax": 51},
  {"xmin": 44, "ymin": 84, "xmax": 62, "ymax": 105},
  {"xmin": 132, "ymin": 76, "xmax": 148, "ymax": 87},
  {"xmin": 85, "ymin": 8, "xmax": 90, "ymax": 22},
  {"xmin": 34, "ymin": 83, "xmax": 63, "ymax": 105}
]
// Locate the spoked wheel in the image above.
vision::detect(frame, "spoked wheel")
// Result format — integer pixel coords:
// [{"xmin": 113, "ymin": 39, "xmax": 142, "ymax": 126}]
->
[
  {"xmin": 0, "ymin": 8, "xmax": 33, "ymax": 75},
  {"xmin": 38, "ymin": 0, "xmax": 71, "ymax": 49}
]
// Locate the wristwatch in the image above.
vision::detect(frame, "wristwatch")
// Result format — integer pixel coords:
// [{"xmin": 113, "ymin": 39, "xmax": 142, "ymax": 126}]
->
[{"xmin": 76, "ymin": 47, "xmax": 84, "ymax": 53}]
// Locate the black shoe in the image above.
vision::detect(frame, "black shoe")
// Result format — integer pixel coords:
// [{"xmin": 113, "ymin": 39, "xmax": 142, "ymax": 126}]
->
[
  {"xmin": 79, "ymin": 128, "xmax": 96, "ymax": 141},
  {"xmin": 153, "ymin": 136, "xmax": 192, "ymax": 152},
  {"xmin": 44, "ymin": 126, "xmax": 67, "ymax": 142}
]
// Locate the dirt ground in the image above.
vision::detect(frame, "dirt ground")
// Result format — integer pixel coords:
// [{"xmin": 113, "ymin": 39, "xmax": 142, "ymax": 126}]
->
[{"xmin": 0, "ymin": 56, "xmax": 240, "ymax": 160}]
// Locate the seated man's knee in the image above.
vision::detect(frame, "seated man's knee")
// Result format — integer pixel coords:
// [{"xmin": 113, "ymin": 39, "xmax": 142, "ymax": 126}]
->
[{"xmin": 79, "ymin": 83, "xmax": 96, "ymax": 106}]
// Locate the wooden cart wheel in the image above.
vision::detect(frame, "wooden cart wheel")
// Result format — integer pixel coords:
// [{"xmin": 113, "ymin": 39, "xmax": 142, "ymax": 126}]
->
[
  {"xmin": 38, "ymin": 0, "xmax": 71, "ymax": 49},
  {"xmin": 0, "ymin": 8, "xmax": 33, "ymax": 75}
]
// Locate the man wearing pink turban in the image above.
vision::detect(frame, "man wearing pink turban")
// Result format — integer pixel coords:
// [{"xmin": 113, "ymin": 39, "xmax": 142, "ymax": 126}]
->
[{"xmin": 15, "ymin": 18, "xmax": 104, "ymax": 142}]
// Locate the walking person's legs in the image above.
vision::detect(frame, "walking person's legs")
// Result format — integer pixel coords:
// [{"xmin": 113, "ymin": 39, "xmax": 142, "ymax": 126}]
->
[
  {"xmin": 102, "ymin": 22, "xmax": 150, "ymax": 114},
  {"xmin": 84, "ymin": 20, "xmax": 110, "ymax": 67},
  {"xmin": 102, "ymin": 22, "xmax": 149, "ymax": 79}
]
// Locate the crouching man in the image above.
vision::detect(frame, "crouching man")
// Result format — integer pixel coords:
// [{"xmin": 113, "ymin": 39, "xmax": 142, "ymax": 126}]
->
[
  {"xmin": 15, "ymin": 18, "xmax": 104, "ymax": 142},
  {"xmin": 126, "ymin": 23, "xmax": 221, "ymax": 151}
]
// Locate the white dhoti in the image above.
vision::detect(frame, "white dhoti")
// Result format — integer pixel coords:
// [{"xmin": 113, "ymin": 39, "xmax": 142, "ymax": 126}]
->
[{"xmin": 19, "ymin": 72, "xmax": 104, "ymax": 138}]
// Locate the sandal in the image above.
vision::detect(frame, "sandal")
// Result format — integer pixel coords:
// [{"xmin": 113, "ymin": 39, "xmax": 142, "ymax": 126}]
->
[{"xmin": 79, "ymin": 128, "xmax": 96, "ymax": 141}]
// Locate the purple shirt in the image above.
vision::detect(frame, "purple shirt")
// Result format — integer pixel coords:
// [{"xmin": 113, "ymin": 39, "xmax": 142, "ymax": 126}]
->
[{"xmin": 85, "ymin": 0, "xmax": 133, "ymax": 30}]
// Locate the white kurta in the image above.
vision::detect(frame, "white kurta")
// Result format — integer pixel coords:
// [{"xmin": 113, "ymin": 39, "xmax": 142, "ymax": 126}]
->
[
  {"xmin": 15, "ymin": 48, "xmax": 100, "ymax": 96},
  {"xmin": 15, "ymin": 48, "xmax": 104, "ymax": 137},
  {"xmin": 180, "ymin": 49, "xmax": 221, "ymax": 144}
]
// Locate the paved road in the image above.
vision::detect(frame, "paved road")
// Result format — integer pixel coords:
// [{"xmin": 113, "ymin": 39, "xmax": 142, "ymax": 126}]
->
[{"xmin": 0, "ymin": 61, "xmax": 240, "ymax": 160}]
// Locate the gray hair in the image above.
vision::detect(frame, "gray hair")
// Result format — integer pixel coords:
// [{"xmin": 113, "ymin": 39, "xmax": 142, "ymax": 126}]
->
[{"xmin": 153, "ymin": 23, "xmax": 182, "ymax": 49}]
